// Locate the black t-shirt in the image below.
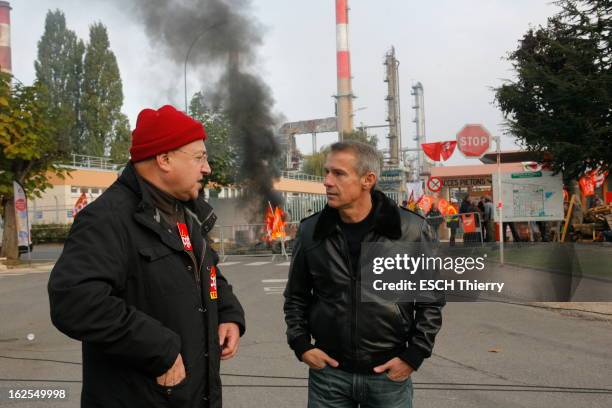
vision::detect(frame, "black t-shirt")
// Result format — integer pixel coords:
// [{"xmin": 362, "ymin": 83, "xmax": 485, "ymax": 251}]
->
[{"xmin": 339, "ymin": 207, "xmax": 375, "ymax": 274}]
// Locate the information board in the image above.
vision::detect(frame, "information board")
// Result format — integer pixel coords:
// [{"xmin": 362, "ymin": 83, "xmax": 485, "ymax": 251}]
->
[{"xmin": 492, "ymin": 171, "xmax": 564, "ymax": 222}]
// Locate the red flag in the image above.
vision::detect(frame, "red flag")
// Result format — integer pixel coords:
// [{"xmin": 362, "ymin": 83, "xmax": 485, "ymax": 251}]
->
[
  {"xmin": 437, "ymin": 198, "xmax": 450, "ymax": 216},
  {"xmin": 422, "ymin": 141, "xmax": 457, "ymax": 162},
  {"xmin": 421, "ymin": 143, "xmax": 441, "ymax": 161},
  {"xmin": 579, "ymin": 175, "xmax": 595, "ymax": 196},
  {"xmin": 417, "ymin": 195, "xmax": 433, "ymax": 213},
  {"xmin": 439, "ymin": 141, "xmax": 457, "ymax": 161},
  {"xmin": 461, "ymin": 214, "xmax": 476, "ymax": 233},
  {"xmin": 72, "ymin": 192, "xmax": 88, "ymax": 217}
]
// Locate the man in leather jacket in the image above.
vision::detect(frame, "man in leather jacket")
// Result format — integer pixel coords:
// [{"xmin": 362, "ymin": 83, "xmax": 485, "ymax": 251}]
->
[
  {"xmin": 284, "ymin": 141, "xmax": 444, "ymax": 407},
  {"xmin": 48, "ymin": 105, "xmax": 245, "ymax": 408}
]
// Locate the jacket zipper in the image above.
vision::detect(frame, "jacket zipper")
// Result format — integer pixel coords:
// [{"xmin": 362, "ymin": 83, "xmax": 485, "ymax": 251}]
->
[
  {"xmin": 184, "ymin": 211, "xmax": 205, "ymax": 309},
  {"xmin": 185, "ymin": 249, "xmax": 203, "ymax": 306},
  {"xmin": 338, "ymin": 229, "xmax": 358, "ymax": 360}
]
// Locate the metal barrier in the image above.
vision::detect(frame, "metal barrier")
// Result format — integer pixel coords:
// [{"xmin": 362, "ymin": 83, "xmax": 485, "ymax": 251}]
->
[
  {"xmin": 280, "ymin": 171, "xmax": 324, "ymax": 182},
  {"xmin": 62, "ymin": 154, "xmax": 121, "ymax": 171},
  {"xmin": 209, "ymin": 221, "xmax": 300, "ymax": 260},
  {"xmin": 425, "ymin": 211, "xmax": 486, "ymax": 245}
]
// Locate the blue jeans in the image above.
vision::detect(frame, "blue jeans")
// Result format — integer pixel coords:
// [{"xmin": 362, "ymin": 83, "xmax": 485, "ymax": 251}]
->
[{"xmin": 308, "ymin": 365, "xmax": 413, "ymax": 408}]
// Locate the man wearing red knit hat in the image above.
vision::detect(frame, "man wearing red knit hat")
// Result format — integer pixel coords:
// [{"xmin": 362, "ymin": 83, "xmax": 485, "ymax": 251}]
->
[{"xmin": 49, "ymin": 105, "xmax": 245, "ymax": 408}]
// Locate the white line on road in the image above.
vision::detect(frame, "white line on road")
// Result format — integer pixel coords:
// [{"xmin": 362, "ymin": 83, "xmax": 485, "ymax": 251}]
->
[
  {"xmin": 276, "ymin": 262, "xmax": 291, "ymax": 266},
  {"xmin": 262, "ymin": 279, "xmax": 288, "ymax": 283},
  {"xmin": 263, "ymin": 286, "xmax": 285, "ymax": 292},
  {"xmin": 245, "ymin": 262, "xmax": 271, "ymax": 266},
  {"xmin": 218, "ymin": 262, "xmax": 241, "ymax": 266}
]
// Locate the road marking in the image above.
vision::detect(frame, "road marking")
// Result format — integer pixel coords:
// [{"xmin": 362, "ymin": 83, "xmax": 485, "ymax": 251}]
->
[
  {"xmin": 0, "ymin": 273, "xmax": 25, "ymax": 277},
  {"xmin": 218, "ymin": 262, "xmax": 241, "ymax": 266},
  {"xmin": 276, "ymin": 262, "xmax": 291, "ymax": 266},
  {"xmin": 245, "ymin": 261, "xmax": 271, "ymax": 266},
  {"xmin": 262, "ymin": 279, "xmax": 288, "ymax": 283},
  {"xmin": 263, "ymin": 286, "xmax": 285, "ymax": 292}
]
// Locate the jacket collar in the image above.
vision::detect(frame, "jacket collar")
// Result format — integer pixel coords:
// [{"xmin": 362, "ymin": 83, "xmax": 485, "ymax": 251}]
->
[
  {"xmin": 118, "ymin": 162, "xmax": 218, "ymax": 234},
  {"xmin": 313, "ymin": 189, "xmax": 401, "ymax": 241}
]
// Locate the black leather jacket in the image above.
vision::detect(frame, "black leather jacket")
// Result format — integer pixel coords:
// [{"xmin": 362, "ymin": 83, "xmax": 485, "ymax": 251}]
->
[{"xmin": 284, "ymin": 190, "xmax": 444, "ymax": 373}]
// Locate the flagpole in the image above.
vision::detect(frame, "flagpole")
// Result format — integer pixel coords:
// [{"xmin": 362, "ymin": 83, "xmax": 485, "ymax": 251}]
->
[{"xmin": 495, "ymin": 136, "xmax": 504, "ymax": 265}]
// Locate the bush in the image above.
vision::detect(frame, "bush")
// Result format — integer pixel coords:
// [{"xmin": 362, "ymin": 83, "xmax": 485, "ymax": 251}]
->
[{"xmin": 31, "ymin": 223, "xmax": 72, "ymax": 244}]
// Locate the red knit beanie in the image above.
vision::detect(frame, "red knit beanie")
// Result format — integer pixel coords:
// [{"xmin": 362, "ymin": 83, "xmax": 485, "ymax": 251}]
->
[{"xmin": 130, "ymin": 105, "xmax": 207, "ymax": 162}]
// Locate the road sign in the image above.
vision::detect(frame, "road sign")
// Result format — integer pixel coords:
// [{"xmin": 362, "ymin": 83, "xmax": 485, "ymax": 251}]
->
[
  {"xmin": 456, "ymin": 124, "xmax": 491, "ymax": 157},
  {"xmin": 427, "ymin": 176, "xmax": 442, "ymax": 192}
]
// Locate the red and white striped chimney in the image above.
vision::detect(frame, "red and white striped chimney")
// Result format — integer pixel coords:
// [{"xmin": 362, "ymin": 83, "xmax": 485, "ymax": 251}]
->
[
  {"xmin": 0, "ymin": 1, "xmax": 11, "ymax": 74},
  {"xmin": 335, "ymin": 0, "xmax": 353, "ymax": 138}
]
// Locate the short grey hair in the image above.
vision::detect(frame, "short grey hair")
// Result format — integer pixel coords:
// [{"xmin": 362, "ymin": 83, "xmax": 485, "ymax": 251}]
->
[{"xmin": 329, "ymin": 140, "xmax": 381, "ymax": 179}]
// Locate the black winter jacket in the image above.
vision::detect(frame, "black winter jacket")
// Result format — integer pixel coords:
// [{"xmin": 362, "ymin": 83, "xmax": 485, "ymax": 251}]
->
[
  {"xmin": 284, "ymin": 190, "xmax": 444, "ymax": 373},
  {"xmin": 48, "ymin": 163, "xmax": 245, "ymax": 408}
]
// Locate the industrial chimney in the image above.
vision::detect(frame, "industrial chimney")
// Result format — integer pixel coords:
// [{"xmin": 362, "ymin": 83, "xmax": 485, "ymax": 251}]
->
[
  {"xmin": 0, "ymin": 1, "xmax": 10, "ymax": 74},
  {"xmin": 335, "ymin": 0, "xmax": 353, "ymax": 139},
  {"xmin": 384, "ymin": 47, "xmax": 401, "ymax": 166},
  {"xmin": 412, "ymin": 82, "xmax": 428, "ymax": 175}
]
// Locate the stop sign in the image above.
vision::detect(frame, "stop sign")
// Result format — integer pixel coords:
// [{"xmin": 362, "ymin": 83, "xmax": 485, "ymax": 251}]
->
[{"xmin": 456, "ymin": 124, "xmax": 491, "ymax": 157}]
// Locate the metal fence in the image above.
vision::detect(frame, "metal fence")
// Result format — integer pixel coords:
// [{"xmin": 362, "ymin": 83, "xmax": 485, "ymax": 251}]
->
[
  {"xmin": 280, "ymin": 171, "xmax": 324, "ymax": 182},
  {"xmin": 61, "ymin": 154, "xmax": 121, "ymax": 171},
  {"xmin": 284, "ymin": 195, "xmax": 327, "ymax": 222},
  {"xmin": 209, "ymin": 221, "xmax": 300, "ymax": 259},
  {"xmin": 425, "ymin": 212, "xmax": 486, "ymax": 245}
]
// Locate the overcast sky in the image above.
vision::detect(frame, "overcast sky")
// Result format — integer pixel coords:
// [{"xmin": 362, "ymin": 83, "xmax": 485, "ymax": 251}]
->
[{"xmin": 10, "ymin": 0, "xmax": 558, "ymax": 165}]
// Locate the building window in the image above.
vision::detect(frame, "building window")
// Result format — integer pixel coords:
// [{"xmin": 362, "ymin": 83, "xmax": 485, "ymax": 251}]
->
[
  {"xmin": 91, "ymin": 188, "xmax": 100, "ymax": 194},
  {"xmin": 71, "ymin": 186, "xmax": 78, "ymax": 194},
  {"xmin": 36, "ymin": 211, "xmax": 43, "ymax": 219},
  {"xmin": 67, "ymin": 210, "xmax": 73, "ymax": 218},
  {"xmin": 80, "ymin": 187, "xmax": 88, "ymax": 194}
]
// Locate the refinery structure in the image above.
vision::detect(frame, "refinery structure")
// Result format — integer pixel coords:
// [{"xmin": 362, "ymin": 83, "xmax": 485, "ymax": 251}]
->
[
  {"xmin": 4, "ymin": 0, "xmax": 434, "ymax": 230},
  {"xmin": 279, "ymin": 0, "xmax": 431, "ymax": 197}
]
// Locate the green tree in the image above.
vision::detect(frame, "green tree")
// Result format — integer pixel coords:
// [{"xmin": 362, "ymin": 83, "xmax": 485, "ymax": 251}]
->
[
  {"xmin": 81, "ymin": 22, "xmax": 124, "ymax": 157},
  {"xmin": 495, "ymin": 0, "xmax": 612, "ymax": 224},
  {"xmin": 302, "ymin": 147, "xmax": 330, "ymax": 177},
  {"xmin": 302, "ymin": 130, "xmax": 382, "ymax": 177},
  {"xmin": 34, "ymin": 9, "xmax": 85, "ymax": 156},
  {"xmin": 109, "ymin": 113, "xmax": 131, "ymax": 165},
  {"xmin": 0, "ymin": 74, "xmax": 69, "ymax": 259},
  {"xmin": 497, "ymin": 1, "xmax": 612, "ymax": 180},
  {"xmin": 189, "ymin": 92, "xmax": 237, "ymax": 186},
  {"xmin": 343, "ymin": 128, "xmax": 378, "ymax": 147}
]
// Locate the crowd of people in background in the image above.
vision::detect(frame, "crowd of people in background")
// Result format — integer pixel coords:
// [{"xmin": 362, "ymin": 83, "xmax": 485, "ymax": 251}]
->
[{"xmin": 411, "ymin": 194, "xmax": 553, "ymax": 245}]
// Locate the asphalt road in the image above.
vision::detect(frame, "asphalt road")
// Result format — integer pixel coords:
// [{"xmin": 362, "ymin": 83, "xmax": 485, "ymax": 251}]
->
[{"xmin": 0, "ymin": 253, "xmax": 611, "ymax": 407}]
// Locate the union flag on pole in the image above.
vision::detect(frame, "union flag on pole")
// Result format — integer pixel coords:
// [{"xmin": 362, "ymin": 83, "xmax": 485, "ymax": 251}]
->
[
  {"xmin": 421, "ymin": 141, "xmax": 457, "ymax": 162},
  {"xmin": 72, "ymin": 192, "xmax": 88, "ymax": 217}
]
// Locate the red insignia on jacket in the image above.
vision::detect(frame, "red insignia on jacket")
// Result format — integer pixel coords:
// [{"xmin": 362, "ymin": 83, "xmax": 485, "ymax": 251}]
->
[
  {"xmin": 177, "ymin": 222, "xmax": 192, "ymax": 251},
  {"xmin": 210, "ymin": 266, "xmax": 218, "ymax": 300}
]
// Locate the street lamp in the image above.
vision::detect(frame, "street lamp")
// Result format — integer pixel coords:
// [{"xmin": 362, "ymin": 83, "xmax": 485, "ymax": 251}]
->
[{"xmin": 184, "ymin": 21, "xmax": 226, "ymax": 112}]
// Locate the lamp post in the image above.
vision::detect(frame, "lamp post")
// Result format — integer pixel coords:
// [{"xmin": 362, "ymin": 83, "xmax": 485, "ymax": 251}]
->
[{"xmin": 184, "ymin": 21, "xmax": 226, "ymax": 112}]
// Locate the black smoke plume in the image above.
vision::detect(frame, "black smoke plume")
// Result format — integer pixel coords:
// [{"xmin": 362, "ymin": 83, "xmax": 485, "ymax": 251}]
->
[{"xmin": 116, "ymin": 0, "xmax": 282, "ymax": 214}]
